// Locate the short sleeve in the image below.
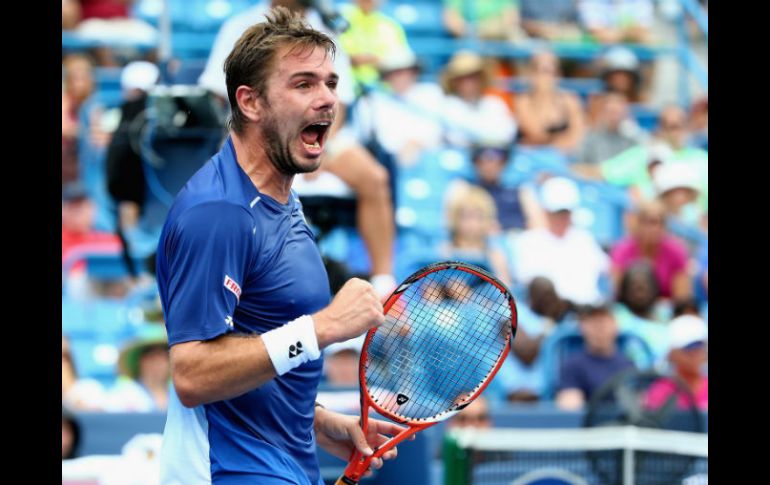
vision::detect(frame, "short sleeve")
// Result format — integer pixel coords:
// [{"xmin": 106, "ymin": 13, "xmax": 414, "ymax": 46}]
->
[
  {"xmin": 600, "ymin": 145, "xmax": 647, "ymax": 187},
  {"xmin": 163, "ymin": 202, "xmax": 256, "ymax": 346},
  {"xmin": 667, "ymin": 237, "xmax": 690, "ymax": 274},
  {"xmin": 557, "ymin": 354, "xmax": 582, "ymax": 393}
]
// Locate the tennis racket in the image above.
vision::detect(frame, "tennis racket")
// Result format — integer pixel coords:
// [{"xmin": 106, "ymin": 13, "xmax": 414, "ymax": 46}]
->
[{"xmin": 335, "ymin": 261, "xmax": 518, "ymax": 485}]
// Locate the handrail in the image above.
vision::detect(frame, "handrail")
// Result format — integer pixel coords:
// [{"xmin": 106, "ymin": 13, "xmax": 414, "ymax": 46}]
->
[
  {"xmin": 676, "ymin": 0, "xmax": 708, "ymax": 106},
  {"xmin": 680, "ymin": 0, "xmax": 708, "ymax": 38}
]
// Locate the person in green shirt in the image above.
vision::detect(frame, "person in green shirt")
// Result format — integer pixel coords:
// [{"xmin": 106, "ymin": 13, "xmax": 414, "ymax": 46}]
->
[
  {"xmin": 339, "ymin": 0, "xmax": 410, "ymax": 94},
  {"xmin": 443, "ymin": 0, "xmax": 522, "ymax": 40},
  {"xmin": 576, "ymin": 105, "xmax": 708, "ymax": 212}
]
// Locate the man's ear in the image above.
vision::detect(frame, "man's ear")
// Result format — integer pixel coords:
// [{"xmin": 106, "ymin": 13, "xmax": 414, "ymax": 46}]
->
[{"xmin": 235, "ymin": 85, "xmax": 262, "ymax": 124}]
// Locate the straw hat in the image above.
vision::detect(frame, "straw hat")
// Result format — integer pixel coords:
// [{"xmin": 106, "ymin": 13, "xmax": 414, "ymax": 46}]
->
[
  {"xmin": 118, "ymin": 324, "xmax": 168, "ymax": 379},
  {"xmin": 440, "ymin": 50, "xmax": 491, "ymax": 94}
]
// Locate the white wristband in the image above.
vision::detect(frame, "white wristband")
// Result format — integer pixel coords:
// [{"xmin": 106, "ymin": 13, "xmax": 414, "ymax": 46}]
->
[{"xmin": 262, "ymin": 315, "xmax": 321, "ymax": 376}]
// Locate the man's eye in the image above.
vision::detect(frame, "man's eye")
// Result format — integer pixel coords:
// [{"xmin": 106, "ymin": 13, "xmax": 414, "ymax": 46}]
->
[
  {"xmin": 296, "ymin": 82, "xmax": 310, "ymax": 89},
  {"xmin": 327, "ymin": 81, "xmax": 337, "ymax": 90}
]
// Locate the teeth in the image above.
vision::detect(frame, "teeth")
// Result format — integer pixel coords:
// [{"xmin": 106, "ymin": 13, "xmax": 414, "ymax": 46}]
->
[{"xmin": 303, "ymin": 141, "xmax": 321, "ymax": 149}]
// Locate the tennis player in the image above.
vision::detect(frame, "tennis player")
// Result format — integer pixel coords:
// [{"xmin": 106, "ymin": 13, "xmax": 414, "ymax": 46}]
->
[{"xmin": 157, "ymin": 8, "xmax": 405, "ymax": 484}]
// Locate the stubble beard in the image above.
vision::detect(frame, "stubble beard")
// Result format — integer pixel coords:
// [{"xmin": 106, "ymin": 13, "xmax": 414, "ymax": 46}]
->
[{"xmin": 261, "ymin": 109, "xmax": 319, "ymax": 176}]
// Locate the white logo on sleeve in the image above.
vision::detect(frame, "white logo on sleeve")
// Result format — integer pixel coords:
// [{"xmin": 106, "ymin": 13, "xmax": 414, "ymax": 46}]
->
[
  {"xmin": 224, "ymin": 275, "xmax": 242, "ymax": 301},
  {"xmin": 224, "ymin": 315, "xmax": 234, "ymax": 329}
]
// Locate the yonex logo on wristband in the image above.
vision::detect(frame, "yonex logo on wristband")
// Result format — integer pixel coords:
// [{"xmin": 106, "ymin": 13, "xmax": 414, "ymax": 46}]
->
[
  {"xmin": 289, "ymin": 341, "xmax": 304, "ymax": 358},
  {"xmin": 263, "ymin": 315, "xmax": 319, "ymax": 375}
]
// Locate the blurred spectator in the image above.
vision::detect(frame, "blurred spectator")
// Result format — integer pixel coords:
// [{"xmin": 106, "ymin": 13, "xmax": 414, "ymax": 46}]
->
[
  {"xmin": 62, "ymin": 0, "xmax": 82, "ymax": 30},
  {"xmin": 62, "ymin": 183, "xmax": 125, "ymax": 298},
  {"xmin": 106, "ymin": 61, "xmax": 160, "ymax": 234},
  {"xmin": 528, "ymin": 276, "xmax": 577, "ymax": 323},
  {"xmin": 442, "ymin": 0, "xmax": 523, "ymax": 41},
  {"xmin": 520, "ymin": 0, "xmax": 582, "ymax": 41},
  {"xmin": 317, "ymin": 336, "xmax": 365, "ymax": 413},
  {"xmin": 62, "ymin": 54, "xmax": 96, "ymax": 185},
  {"xmin": 511, "ymin": 177, "xmax": 609, "ymax": 305},
  {"xmin": 515, "ymin": 50, "xmax": 586, "ymax": 155},
  {"xmin": 441, "ymin": 51, "xmax": 518, "ymax": 148},
  {"xmin": 577, "ymin": 0, "xmax": 655, "ymax": 44},
  {"xmin": 613, "ymin": 262, "xmax": 670, "ymax": 365},
  {"xmin": 610, "ymin": 200, "xmax": 691, "ymax": 301},
  {"xmin": 692, "ymin": 239, "xmax": 708, "ymax": 308},
  {"xmin": 440, "ymin": 184, "xmax": 512, "ymax": 286},
  {"xmin": 200, "ymin": 0, "xmax": 398, "ymax": 297},
  {"xmin": 65, "ymin": 0, "xmax": 159, "ymax": 66},
  {"xmin": 446, "ymin": 396, "xmax": 492, "ymax": 430},
  {"xmin": 106, "ymin": 326, "xmax": 169, "ymax": 412},
  {"xmin": 338, "ymin": 0, "xmax": 410, "ymax": 94},
  {"xmin": 323, "ymin": 337, "xmax": 364, "ymax": 387},
  {"xmin": 555, "ymin": 305, "xmax": 636, "ymax": 410},
  {"xmin": 354, "ymin": 49, "xmax": 445, "ymax": 166},
  {"xmin": 653, "ymin": 161, "xmax": 706, "ymax": 231},
  {"xmin": 574, "ymin": 91, "xmax": 646, "ymax": 174},
  {"xmin": 600, "ymin": 46, "xmax": 645, "ymax": 104},
  {"xmin": 493, "ymin": 301, "xmax": 557, "ymax": 402},
  {"xmin": 62, "ymin": 406, "xmax": 82, "ymax": 460},
  {"xmin": 469, "ymin": 145, "xmax": 537, "ymax": 232},
  {"xmin": 62, "ymin": 335, "xmax": 108, "ymax": 411},
  {"xmin": 645, "ymin": 315, "xmax": 708, "ymax": 411},
  {"xmin": 594, "ymin": 105, "xmax": 708, "ymax": 211},
  {"xmin": 688, "ymin": 96, "xmax": 708, "ymax": 151}
]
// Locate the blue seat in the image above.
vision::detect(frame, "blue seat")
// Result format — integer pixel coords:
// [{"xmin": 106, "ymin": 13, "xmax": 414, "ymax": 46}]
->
[
  {"xmin": 630, "ymin": 104, "xmax": 660, "ymax": 132},
  {"xmin": 70, "ymin": 337, "xmax": 122, "ymax": 383},
  {"xmin": 86, "ymin": 254, "xmax": 145, "ymax": 281},
  {"xmin": 63, "ymin": 297, "xmax": 91, "ymax": 338},
  {"xmin": 63, "ymin": 294, "xmax": 147, "ymax": 340}
]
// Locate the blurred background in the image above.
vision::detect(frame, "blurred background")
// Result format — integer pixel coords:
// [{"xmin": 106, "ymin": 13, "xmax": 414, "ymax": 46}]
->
[{"xmin": 61, "ymin": 0, "xmax": 708, "ymax": 483}]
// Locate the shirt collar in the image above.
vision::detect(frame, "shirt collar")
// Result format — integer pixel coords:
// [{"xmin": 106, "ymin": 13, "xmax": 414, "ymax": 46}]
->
[{"xmin": 220, "ymin": 136, "xmax": 296, "ymax": 213}]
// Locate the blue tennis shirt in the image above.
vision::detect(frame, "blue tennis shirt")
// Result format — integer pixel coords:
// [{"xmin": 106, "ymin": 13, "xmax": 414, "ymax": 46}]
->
[{"xmin": 157, "ymin": 137, "xmax": 331, "ymax": 485}]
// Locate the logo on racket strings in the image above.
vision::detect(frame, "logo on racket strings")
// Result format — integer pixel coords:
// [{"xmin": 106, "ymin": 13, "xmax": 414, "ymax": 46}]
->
[
  {"xmin": 289, "ymin": 341, "xmax": 303, "ymax": 358},
  {"xmin": 396, "ymin": 394, "xmax": 409, "ymax": 405}
]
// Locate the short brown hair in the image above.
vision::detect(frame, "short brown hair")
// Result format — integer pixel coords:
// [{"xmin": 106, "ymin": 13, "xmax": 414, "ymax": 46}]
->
[{"xmin": 223, "ymin": 6, "xmax": 336, "ymax": 133}]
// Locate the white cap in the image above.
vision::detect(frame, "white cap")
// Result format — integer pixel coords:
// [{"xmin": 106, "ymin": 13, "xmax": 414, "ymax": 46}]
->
[
  {"xmin": 654, "ymin": 163, "xmax": 701, "ymax": 195},
  {"xmin": 669, "ymin": 315, "xmax": 708, "ymax": 350},
  {"xmin": 603, "ymin": 46, "xmax": 640, "ymax": 72},
  {"xmin": 121, "ymin": 61, "xmax": 160, "ymax": 92},
  {"xmin": 325, "ymin": 335, "xmax": 365, "ymax": 357},
  {"xmin": 540, "ymin": 177, "xmax": 581, "ymax": 212},
  {"xmin": 379, "ymin": 48, "xmax": 419, "ymax": 74}
]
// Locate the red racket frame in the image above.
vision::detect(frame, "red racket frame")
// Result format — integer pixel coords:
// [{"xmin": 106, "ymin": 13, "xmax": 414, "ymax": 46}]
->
[{"xmin": 334, "ymin": 262, "xmax": 518, "ymax": 485}]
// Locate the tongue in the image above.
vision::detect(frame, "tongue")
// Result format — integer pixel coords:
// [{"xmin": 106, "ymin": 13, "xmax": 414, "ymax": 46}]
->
[{"xmin": 301, "ymin": 127, "xmax": 320, "ymax": 145}]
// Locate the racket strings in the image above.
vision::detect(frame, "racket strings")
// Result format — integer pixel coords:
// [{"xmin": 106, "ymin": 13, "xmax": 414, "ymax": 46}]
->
[{"xmin": 365, "ymin": 267, "xmax": 512, "ymax": 421}]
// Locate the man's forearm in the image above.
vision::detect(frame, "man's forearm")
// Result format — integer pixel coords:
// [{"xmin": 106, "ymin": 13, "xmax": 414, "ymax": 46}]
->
[{"xmin": 171, "ymin": 333, "xmax": 278, "ymax": 407}]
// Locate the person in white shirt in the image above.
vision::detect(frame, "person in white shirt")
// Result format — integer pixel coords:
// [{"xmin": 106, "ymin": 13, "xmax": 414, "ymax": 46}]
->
[
  {"xmin": 440, "ymin": 50, "xmax": 517, "ymax": 148},
  {"xmin": 352, "ymin": 48, "xmax": 446, "ymax": 166},
  {"xmin": 511, "ymin": 176, "xmax": 609, "ymax": 305}
]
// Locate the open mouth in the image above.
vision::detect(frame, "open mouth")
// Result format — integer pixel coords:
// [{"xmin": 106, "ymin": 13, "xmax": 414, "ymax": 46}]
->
[{"xmin": 299, "ymin": 121, "xmax": 332, "ymax": 154}]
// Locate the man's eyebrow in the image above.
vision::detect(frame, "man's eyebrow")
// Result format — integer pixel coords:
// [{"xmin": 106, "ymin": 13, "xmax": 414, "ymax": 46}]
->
[{"xmin": 289, "ymin": 71, "xmax": 339, "ymax": 82}]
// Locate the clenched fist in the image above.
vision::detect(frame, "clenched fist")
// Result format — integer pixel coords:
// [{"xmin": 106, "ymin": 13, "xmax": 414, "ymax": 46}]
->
[{"xmin": 313, "ymin": 278, "xmax": 385, "ymax": 349}]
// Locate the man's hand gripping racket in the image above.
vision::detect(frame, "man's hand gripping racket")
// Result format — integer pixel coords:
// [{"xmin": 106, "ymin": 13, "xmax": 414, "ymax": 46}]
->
[{"xmin": 335, "ymin": 261, "xmax": 518, "ymax": 484}]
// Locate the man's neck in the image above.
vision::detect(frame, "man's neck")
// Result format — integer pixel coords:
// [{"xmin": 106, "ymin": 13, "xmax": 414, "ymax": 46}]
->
[{"xmin": 232, "ymin": 131, "xmax": 294, "ymax": 204}]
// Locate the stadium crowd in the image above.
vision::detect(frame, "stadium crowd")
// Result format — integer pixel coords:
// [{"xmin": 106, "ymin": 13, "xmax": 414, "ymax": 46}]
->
[{"xmin": 62, "ymin": 0, "xmax": 707, "ymax": 467}]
